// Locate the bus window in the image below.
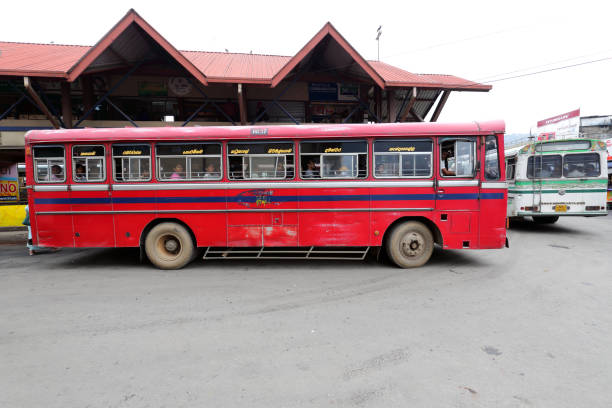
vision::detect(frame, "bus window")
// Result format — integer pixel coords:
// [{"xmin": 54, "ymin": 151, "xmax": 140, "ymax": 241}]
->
[
  {"xmin": 440, "ymin": 139, "xmax": 476, "ymax": 177},
  {"xmin": 156, "ymin": 143, "xmax": 221, "ymax": 181},
  {"xmin": 506, "ymin": 157, "xmax": 516, "ymax": 180},
  {"xmin": 227, "ymin": 142, "xmax": 294, "ymax": 180},
  {"xmin": 527, "ymin": 155, "xmax": 562, "ymax": 179},
  {"xmin": 72, "ymin": 145, "xmax": 105, "ymax": 182},
  {"xmin": 112, "ymin": 144, "xmax": 151, "ymax": 182},
  {"xmin": 33, "ymin": 146, "xmax": 65, "ymax": 183},
  {"xmin": 563, "ymin": 153, "xmax": 600, "ymax": 178},
  {"xmin": 300, "ymin": 141, "xmax": 367, "ymax": 179},
  {"xmin": 373, "ymin": 140, "xmax": 432, "ymax": 178},
  {"xmin": 484, "ymin": 136, "xmax": 500, "ymax": 180}
]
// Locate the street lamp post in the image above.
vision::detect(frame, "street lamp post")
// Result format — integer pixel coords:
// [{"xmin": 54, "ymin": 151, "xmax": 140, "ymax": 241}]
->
[{"xmin": 376, "ymin": 26, "xmax": 382, "ymax": 61}]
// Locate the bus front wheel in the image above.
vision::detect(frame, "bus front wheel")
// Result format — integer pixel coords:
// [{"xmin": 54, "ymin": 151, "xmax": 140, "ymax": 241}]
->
[
  {"xmin": 144, "ymin": 222, "xmax": 194, "ymax": 269},
  {"xmin": 386, "ymin": 221, "xmax": 434, "ymax": 268},
  {"xmin": 532, "ymin": 216, "xmax": 559, "ymax": 224}
]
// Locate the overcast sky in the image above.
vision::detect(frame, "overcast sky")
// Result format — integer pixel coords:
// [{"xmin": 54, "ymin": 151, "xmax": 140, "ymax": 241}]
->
[{"xmin": 2, "ymin": 0, "xmax": 610, "ymax": 133}]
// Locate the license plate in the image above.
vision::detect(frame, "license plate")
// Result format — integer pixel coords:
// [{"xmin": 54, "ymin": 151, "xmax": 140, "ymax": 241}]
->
[{"xmin": 554, "ymin": 204, "xmax": 567, "ymax": 212}]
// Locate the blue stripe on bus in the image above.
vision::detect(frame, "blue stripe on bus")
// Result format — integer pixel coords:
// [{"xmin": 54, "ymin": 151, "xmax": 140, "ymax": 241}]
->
[{"xmin": 35, "ymin": 192, "xmax": 504, "ymax": 205}]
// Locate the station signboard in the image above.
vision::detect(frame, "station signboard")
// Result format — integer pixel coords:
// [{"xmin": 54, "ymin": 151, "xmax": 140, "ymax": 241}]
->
[
  {"xmin": 0, "ymin": 163, "xmax": 19, "ymax": 202},
  {"xmin": 536, "ymin": 109, "xmax": 580, "ymax": 140}
]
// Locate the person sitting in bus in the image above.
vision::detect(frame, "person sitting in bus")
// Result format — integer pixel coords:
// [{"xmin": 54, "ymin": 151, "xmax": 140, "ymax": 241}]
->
[
  {"xmin": 585, "ymin": 163, "xmax": 599, "ymax": 177},
  {"xmin": 275, "ymin": 161, "xmax": 285, "ymax": 178},
  {"xmin": 75, "ymin": 163, "xmax": 87, "ymax": 181},
  {"xmin": 50, "ymin": 164, "xmax": 63, "ymax": 181},
  {"xmin": 203, "ymin": 162, "xmax": 218, "ymax": 178},
  {"xmin": 171, "ymin": 163, "xmax": 185, "ymax": 179},
  {"xmin": 441, "ymin": 149, "xmax": 455, "ymax": 176},
  {"xmin": 303, "ymin": 159, "xmax": 317, "ymax": 178},
  {"xmin": 566, "ymin": 164, "xmax": 584, "ymax": 178}
]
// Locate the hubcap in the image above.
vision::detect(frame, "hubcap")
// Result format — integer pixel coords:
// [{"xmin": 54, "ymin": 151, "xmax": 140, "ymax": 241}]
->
[
  {"xmin": 164, "ymin": 238, "xmax": 179, "ymax": 252},
  {"xmin": 157, "ymin": 234, "xmax": 181, "ymax": 257},
  {"xmin": 400, "ymin": 232, "xmax": 425, "ymax": 258}
]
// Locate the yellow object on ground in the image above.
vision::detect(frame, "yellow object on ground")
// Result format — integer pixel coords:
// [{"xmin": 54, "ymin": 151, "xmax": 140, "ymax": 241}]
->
[{"xmin": 0, "ymin": 205, "xmax": 26, "ymax": 227}]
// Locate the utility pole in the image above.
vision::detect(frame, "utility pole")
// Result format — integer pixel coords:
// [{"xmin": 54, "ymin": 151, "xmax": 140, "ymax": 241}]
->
[{"xmin": 376, "ymin": 26, "xmax": 382, "ymax": 61}]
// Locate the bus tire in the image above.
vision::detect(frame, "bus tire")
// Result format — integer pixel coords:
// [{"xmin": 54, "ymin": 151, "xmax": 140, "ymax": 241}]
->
[
  {"xmin": 532, "ymin": 216, "xmax": 559, "ymax": 224},
  {"xmin": 144, "ymin": 222, "xmax": 194, "ymax": 270},
  {"xmin": 386, "ymin": 221, "xmax": 434, "ymax": 268}
]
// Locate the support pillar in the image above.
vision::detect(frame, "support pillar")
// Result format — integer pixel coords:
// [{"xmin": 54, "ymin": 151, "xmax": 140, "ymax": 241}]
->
[
  {"xmin": 430, "ymin": 90, "xmax": 450, "ymax": 122},
  {"xmin": 386, "ymin": 89, "xmax": 393, "ymax": 123},
  {"xmin": 23, "ymin": 77, "xmax": 61, "ymax": 129},
  {"xmin": 375, "ymin": 87, "xmax": 382, "ymax": 121},
  {"xmin": 237, "ymin": 83, "xmax": 247, "ymax": 125},
  {"xmin": 61, "ymin": 82, "xmax": 73, "ymax": 128},
  {"xmin": 399, "ymin": 87, "xmax": 417, "ymax": 122},
  {"xmin": 82, "ymin": 76, "xmax": 94, "ymax": 114}
]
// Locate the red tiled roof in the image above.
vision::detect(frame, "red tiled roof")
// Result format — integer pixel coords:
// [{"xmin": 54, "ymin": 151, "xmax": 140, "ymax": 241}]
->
[
  {"xmin": 183, "ymin": 51, "xmax": 290, "ymax": 83},
  {"xmin": 0, "ymin": 10, "xmax": 490, "ymax": 91},
  {"xmin": 0, "ymin": 41, "xmax": 88, "ymax": 77}
]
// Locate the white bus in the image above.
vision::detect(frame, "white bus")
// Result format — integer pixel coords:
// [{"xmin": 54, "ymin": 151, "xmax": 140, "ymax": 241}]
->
[{"xmin": 505, "ymin": 139, "xmax": 608, "ymax": 224}]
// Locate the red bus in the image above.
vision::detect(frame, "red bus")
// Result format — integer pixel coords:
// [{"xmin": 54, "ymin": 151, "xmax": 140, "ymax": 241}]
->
[{"xmin": 25, "ymin": 121, "xmax": 508, "ymax": 269}]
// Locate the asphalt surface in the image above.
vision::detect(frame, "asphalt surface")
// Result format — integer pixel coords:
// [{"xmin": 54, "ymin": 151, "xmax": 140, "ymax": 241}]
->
[{"xmin": 1, "ymin": 214, "xmax": 611, "ymax": 407}]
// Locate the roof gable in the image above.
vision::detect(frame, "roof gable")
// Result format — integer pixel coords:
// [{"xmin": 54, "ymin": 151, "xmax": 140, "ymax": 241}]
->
[
  {"xmin": 66, "ymin": 9, "xmax": 208, "ymax": 85},
  {"xmin": 270, "ymin": 22, "xmax": 385, "ymax": 88}
]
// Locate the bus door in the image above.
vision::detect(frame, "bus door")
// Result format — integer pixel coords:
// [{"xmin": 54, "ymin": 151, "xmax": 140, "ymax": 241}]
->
[
  {"xmin": 479, "ymin": 134, "xmax": 507, "ymax": 248},
  {"xmin": 435, "ymin": 137, "xmax": 480, "ymax": 248},
  {"xmin": 70, "ymin": 144, "xmax": 115, "ymax": 247}
]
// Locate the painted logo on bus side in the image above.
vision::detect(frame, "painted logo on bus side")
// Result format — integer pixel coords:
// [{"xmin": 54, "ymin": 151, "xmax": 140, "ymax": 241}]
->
[{"xmin": 236, "ymin": 189, "xmax": 278, "ymax": 208}]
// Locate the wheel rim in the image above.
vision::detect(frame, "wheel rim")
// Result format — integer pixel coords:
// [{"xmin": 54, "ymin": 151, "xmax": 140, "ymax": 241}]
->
[
  {"xmin": 399, "ymin": 231, "xmax": 426, "ymax": 259},
  {"xmin": 155, "ymin": 233, "xmax": 182, "ymax": 259}
]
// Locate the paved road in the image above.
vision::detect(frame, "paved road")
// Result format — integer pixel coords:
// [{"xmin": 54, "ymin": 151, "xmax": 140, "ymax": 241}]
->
[{"xmin": 1, "ymin": 215, "xmax": 611, "ymax": 407}]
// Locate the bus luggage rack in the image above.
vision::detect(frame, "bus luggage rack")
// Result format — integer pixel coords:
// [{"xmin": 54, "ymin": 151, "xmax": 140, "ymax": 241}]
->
[{"xmin": 203, "ymin": 246, "xmax": 370, "ymax": 260}]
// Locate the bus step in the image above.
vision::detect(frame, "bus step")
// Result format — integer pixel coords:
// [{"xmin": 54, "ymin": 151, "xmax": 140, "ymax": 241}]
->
[{"xmin": 203, "ymin": 246, "xmax": 370, "ymax": 260}]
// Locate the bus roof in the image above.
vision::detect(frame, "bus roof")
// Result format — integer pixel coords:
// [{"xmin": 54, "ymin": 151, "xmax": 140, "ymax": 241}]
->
[{"xmin": 25, "ymin": 120, "xmax": 505, "ymax": 144}]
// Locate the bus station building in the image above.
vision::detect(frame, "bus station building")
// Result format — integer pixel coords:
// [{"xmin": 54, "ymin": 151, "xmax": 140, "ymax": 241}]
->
[{"xmin": 0, "ymin": 9, "xmax": 491, "ymax": 226}]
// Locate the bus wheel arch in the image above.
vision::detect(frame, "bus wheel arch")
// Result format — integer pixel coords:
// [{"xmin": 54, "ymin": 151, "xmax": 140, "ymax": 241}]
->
[
  {"xmin": 140, "ymin": 218, "xmax": 197, "ymax": 269},
  {"xmin": 381, "ymin": 216, "xmax": 441, "ymax": 268}
]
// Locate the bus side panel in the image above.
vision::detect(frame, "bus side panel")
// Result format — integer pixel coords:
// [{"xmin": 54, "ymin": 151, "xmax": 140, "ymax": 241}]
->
[
  {"xmin": 478, "ymin": 189, "xmax": 507, "ymax": 248},
  {"xmin": 71, "ymin": 192, "xmax": 115, "ymax": 248},
  {"xmin": 156, "ymin": 187, "xmax": 228, "ymax": 247},
  {"xmin": 31, "ymin": 191, "xmax": 74, "ymax": 247},
  {"xmin": 298, "ymin": 187, "xmax": 370, "ymax": 246},
  {"xmin": 113, "ymin": 188, "xmax": 156, "ymax": 247},
  {"xmin": 225, "ymin": 186, "xmax": 298, "ymax": 247}
]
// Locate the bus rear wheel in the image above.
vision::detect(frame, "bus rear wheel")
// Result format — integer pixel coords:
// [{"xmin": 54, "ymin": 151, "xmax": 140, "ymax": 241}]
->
[
  {"xmin": 532, "ymin": 216, "xmax": 559, "ymax": 224},
  {"xmin": 386, "ymin": 221, "xmax": 434, "ymax": 268},
  {"xmin": 145, "ymin": 222, "xmax": 194, "ymax": 269}
]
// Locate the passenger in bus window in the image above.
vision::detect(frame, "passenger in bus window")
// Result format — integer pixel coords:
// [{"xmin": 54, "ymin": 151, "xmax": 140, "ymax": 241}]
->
[
  {"xmin": 171, "ymin": 163, "xmax": 185, "ymax": 180},
  {"xmin": 75, "ymin": 163, "xmax": 86, "ymax": 181},
  {"xmin": 441, "ymin": 149, "xmax": 455, "ymax": 176},
  {"xmin": 50, "ymin": 164, "xmax": 63, "ymax": 181},
  {"xmin": 303, "ymin": 159, "xmax": 318, "ymax": 178},
  {"xmin": 566, "ymin": 164, "xmax": 584, "ymax": 178},
  {"xmin": 203, "ymin": 162, "xmax": 218, "ymax": 178},
  {"xmin": 275, "ymin": 160, "xmax": 285, "ymax": 178}
]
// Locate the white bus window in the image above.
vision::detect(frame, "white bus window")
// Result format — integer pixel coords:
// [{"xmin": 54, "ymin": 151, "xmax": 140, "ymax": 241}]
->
[
  {"xmin": 374, "ymin": 140, "xmax": 432, "ymax": 178},
  {"xmin": 440, "ymin": 139, "xmax": 476, "ymax": 177},
  {"xmin": 157, "ymin": 143, "xmax": 221, "ymax": 181},
  {"xmin": 33, "ymin": 146, "xmax": 65, "ymax": 183},
  {"xmin": 300, "ymin": 141, "xmax": 367, "ymax": 179},
  {"xmin": 527, "ymin": 155, "xmax": 562, "ymax": 179},
  {"xmin": 227, "ymin": 142, "xmax": 294, "ymax": 180},
  {"xmin": 112, "ymin": 144, "xmax": 151, "ymax": 182},
  {"xmin": 484, "ymin": 136, "xmax": 500, "ymax": 180},
  {"xmin": 72, "ymin": 145, "xmax": 105, "ymax": 182},
  {"xmin": 563, "ymin": 153, "xmax": 600, "ymax": 178}
]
